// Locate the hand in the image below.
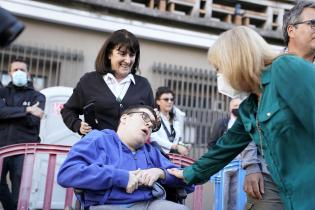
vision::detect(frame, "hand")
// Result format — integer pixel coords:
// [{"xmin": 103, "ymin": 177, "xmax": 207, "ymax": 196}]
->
[
  {"xmin": 26, "ymin": 102, "xmax": 44, "ymax": 118},
  {"xmin": 167, "ymin": 168, "xmax": 184, "ymax": 179},
  {"xmin": 136, "ymin": 168, "xmax": 164, "ymax": 187},
  {"xmin": 177, "ymin": 144, "xmax": 189, "ymax": 156},
  {"xmin": 126, "ymin": 169, "xmax": 140, "ymax": 193},
  {"xmin": 79, "ymin": 122, "xmax": 92, "ymax": 135},
  {"xmin": 244, "ymin": 172, "xmax": 264, "ymax": 199}
]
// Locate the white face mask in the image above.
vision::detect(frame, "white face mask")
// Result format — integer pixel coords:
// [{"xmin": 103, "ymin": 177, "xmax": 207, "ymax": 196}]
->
[
  {"xmin": 217, "ymin": 73, "xmax": 249, "ymax": 99},
  {"xmin": 12, "ymin": 70, "xmax": 28, "ymax": 87}
]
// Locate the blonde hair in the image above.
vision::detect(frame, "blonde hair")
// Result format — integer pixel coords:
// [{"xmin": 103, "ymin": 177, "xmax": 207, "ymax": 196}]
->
[{"xmin": 208, "ymin": 26, "xmax": 279, "ymax": 93}]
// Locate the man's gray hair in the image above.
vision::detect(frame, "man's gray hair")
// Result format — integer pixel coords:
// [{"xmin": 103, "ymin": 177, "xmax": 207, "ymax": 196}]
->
[{"xmin": 283, "ymin": 0, "xmax": 315, "ymax": 46}]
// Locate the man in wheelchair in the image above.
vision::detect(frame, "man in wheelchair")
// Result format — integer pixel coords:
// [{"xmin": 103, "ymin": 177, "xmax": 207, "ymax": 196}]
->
[{"xmin": 57, "ymin": 105, "xmax": 194, "ymax": 210}]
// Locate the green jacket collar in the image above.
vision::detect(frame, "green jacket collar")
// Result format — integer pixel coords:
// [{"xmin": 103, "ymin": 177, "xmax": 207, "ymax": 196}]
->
[{"xmin": 260, "ymin": 66, "xmax": 271, "ymax": 86}]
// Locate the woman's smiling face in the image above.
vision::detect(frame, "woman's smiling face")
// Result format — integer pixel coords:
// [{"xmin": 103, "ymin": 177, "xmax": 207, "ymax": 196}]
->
[{"xmin": 109, "ymin": 46, "xmax": 136, "ymax": 80}]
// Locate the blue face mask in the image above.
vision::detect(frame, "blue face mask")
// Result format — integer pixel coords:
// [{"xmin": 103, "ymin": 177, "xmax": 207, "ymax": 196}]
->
[{"xmin": 12, "ymin": 70, "xmax": 28, "ymax": 87}]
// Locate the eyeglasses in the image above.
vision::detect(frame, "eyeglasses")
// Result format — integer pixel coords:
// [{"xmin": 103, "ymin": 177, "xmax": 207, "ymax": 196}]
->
[
  {"xmin": 127, "ymin": 111, "xmax": 160, "ymax": 132},
  {"xmin": 160, "ymin": 98, "xmax": 174, "ymax": 102},
  {"xmin": 293, "ymin": 19, "xmax": 315, "ymax": 29}
]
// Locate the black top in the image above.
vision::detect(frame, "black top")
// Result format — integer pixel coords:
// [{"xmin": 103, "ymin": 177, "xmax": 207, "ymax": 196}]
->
[
  {"xmin": 0, "ymin": 82, "xmax": 46, "ymax": 147},
  {"xmin": 61, "ymin": 71, "xmax": 154, "ymax": 134},
  {"xmin": 207, "ymin": 117, "xmax": 229, "ymax": 149}
]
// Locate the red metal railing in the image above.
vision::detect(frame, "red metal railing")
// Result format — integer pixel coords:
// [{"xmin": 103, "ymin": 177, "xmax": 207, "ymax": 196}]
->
[
  {"xmin": 0, "ymin": 143, "xmax": 73, "ymax": 210},
  {"xmin": 0, "ymin": 144, "xmax": 203, "ymax": 210}
]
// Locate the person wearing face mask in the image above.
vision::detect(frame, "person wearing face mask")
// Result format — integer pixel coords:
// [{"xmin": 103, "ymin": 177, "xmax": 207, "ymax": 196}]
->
[
  {"xmin": 0, "ymin": 58, "xmax": 45, "ymax": 210},
  {"xmin": 168, "ymin": 26, "xmax": 315, "ymax": 210},
  {"xmin": 61, "ymin": 29, "xmax": 155, "ymax": 136},
  {"xmin": 207, "ymin": 98, "xmax": 242, "ymax": 210},
  {"xmin": 208, "ymin": 98, "xmax": 241, "ymax": 149}
]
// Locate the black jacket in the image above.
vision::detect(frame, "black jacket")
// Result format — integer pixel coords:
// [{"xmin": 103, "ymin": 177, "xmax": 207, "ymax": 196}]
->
[
  {"xmin": 61, "ymin": 71, "xmax": 154, "ymax": 133},
  {"xmin": 207, "ymin": 117, "xmax": 229, "ymax": 149},
  {"xmin": 0, "ymin": 82, "xmax": 46, "ymax": 147}
]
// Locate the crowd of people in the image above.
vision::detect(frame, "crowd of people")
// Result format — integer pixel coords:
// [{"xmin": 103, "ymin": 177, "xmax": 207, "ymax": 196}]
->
[{"xmin": 0, "ymin": 0, "xmax": 315, "ymax": 210}]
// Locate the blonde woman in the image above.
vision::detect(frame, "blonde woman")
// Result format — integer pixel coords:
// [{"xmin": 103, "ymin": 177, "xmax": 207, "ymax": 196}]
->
[{"xmin": 168, "ymin": 26, "xmax": 315, "ymax": 210}]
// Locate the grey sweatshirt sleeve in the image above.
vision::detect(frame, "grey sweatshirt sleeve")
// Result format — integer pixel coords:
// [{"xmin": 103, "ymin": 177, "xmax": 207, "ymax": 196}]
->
[{"xmin": 240, "ymin": 141, "xmax": 263, "ymax": 175}]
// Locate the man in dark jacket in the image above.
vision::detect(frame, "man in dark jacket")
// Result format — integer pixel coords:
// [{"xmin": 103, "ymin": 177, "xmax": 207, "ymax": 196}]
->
[
  {"xmin": 208, "ymin": 98, "xmax": 240, "ymax": 149},
  {"xmin": 208, "ymin": 98, "xmax": 241, "ymax": 210},
  {"xmin": 0, "ymin": 58, "xmax": 45, "ymax": 210}
]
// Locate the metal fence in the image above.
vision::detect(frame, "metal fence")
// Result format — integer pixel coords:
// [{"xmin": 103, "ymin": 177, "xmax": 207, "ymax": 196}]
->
[
  {"xmin": 0, "ymin": 43, "xmax": 84, "ymax": 90},
  {"xmin": 153, "ymin": 62, "xmax": 230, "ymax": 159}
]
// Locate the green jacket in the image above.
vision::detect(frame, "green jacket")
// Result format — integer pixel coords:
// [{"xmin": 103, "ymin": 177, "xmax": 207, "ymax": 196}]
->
[{"xmin": 184, "ymin": 55, "xmax": 315, "ymax": 210}]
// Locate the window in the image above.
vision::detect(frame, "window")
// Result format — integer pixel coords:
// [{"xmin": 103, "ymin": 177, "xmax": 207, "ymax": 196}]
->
[
  {"xmin": 0, "ymin": 43, "xmax": 84, "ymax": 90},
  {"xmin": 152, "ymin": 62, "xmax": 229, "ymax": 156}
]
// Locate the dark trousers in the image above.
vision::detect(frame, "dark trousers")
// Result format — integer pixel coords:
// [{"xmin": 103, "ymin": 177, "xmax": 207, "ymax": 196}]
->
[
  {"xmin": 245, "ymin": 173, "xmax": 284, "ymax": 210},
  {"xmin": 0, "ymin": 155, "xmax": 24, "ymax": 210}
]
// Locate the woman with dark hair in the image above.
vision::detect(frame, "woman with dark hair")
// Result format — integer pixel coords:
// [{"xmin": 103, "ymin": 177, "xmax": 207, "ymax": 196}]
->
[
  {"xmin": 61, "ymin": 29, "xmax": 154, "ymax": 135},
  {"xmin": 150, "ymin": 86, "xmax": 190, "ymax": 156}
]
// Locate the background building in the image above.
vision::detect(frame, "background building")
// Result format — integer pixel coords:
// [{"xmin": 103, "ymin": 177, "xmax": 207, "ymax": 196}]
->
[{"xmin": 0, "ymin": 0, "xmax": 296, "ymax": 208}]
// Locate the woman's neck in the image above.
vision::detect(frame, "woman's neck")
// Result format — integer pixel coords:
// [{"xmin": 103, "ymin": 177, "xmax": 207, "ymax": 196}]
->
[
  {"xmin": 115, "ymin": 76, "xmax": 125, "ymax": 82},
  {"xmin": 161, "ymin": 111, "xmax": 170, "ymax": 120}
]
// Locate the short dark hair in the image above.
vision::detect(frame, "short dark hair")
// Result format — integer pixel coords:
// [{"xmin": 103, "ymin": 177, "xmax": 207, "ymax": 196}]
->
[
  {"xmin": 122, "ymin": 105, "xmax": 156, "ymax": 119},
  {"xmin": 283, "ymin": 1, "xmax": 315, "ymax": 46},
  {"xmin": 155, "ymin": 86, "xmax": 175, "ymax": 101},
  {"xmin": 11, "ymin": 57, "xmax": 28, "ymax": 65},
  {"xmin": 155, "ymin": 86, "xmax": 175, "ymax": 121},
  {"xmin": 121, "ymin": 105, "xmax": 160, "ymax": 132},
  {"xmin": 95, "ymin": 29, "xmax": 140, "ymax": 75},
  {"xmin": 9, "ymin": 57, "xmax": 28, "ymax": 71}
]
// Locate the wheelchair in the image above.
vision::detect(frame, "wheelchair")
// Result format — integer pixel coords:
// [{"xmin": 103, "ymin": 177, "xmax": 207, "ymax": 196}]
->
[{"xmin": 73, "ymin": 142, "xmax": 191, "ymax": 210}]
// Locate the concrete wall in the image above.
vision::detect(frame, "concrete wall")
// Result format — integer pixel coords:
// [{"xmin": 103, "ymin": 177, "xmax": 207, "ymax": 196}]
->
[{"xmin": 15, "ymin": 17, "xmax": 210, "ymax": 90}]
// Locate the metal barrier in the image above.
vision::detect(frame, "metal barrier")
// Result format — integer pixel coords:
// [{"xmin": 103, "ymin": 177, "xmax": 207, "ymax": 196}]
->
[
  {"xmin": 168, "ymin": 153, "xmax": 203, "ymax": 210},
  {"xmin": 0, "ymin": 145, "xmax": 205, "ymax": 210},
  {"xmin": 0, "ymin": 143, "xmax": 73, "ymax": 210},
  {"xmin": 210, "ymin": 160, "xmax": 247, "ymax": 210}
]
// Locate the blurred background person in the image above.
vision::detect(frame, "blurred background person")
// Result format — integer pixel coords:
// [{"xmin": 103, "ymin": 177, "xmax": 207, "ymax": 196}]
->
[
  {"xmin": 208, "ymin": 98, "xmax": 241, "ymax": 148},
  {"xmin": 151, "ymin": 86, "xmax": 189, "ymax": 156},
  {"xmin": 61, "ymin": 29, "xmax": 155, "ymax": 135},
  {"xmin": 208, "ymin": 98, "xmax": 242, "ymax": 210},
  {"xmin": 0, "ymin": 58, "xmax": 45, "ymax": 210}
]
